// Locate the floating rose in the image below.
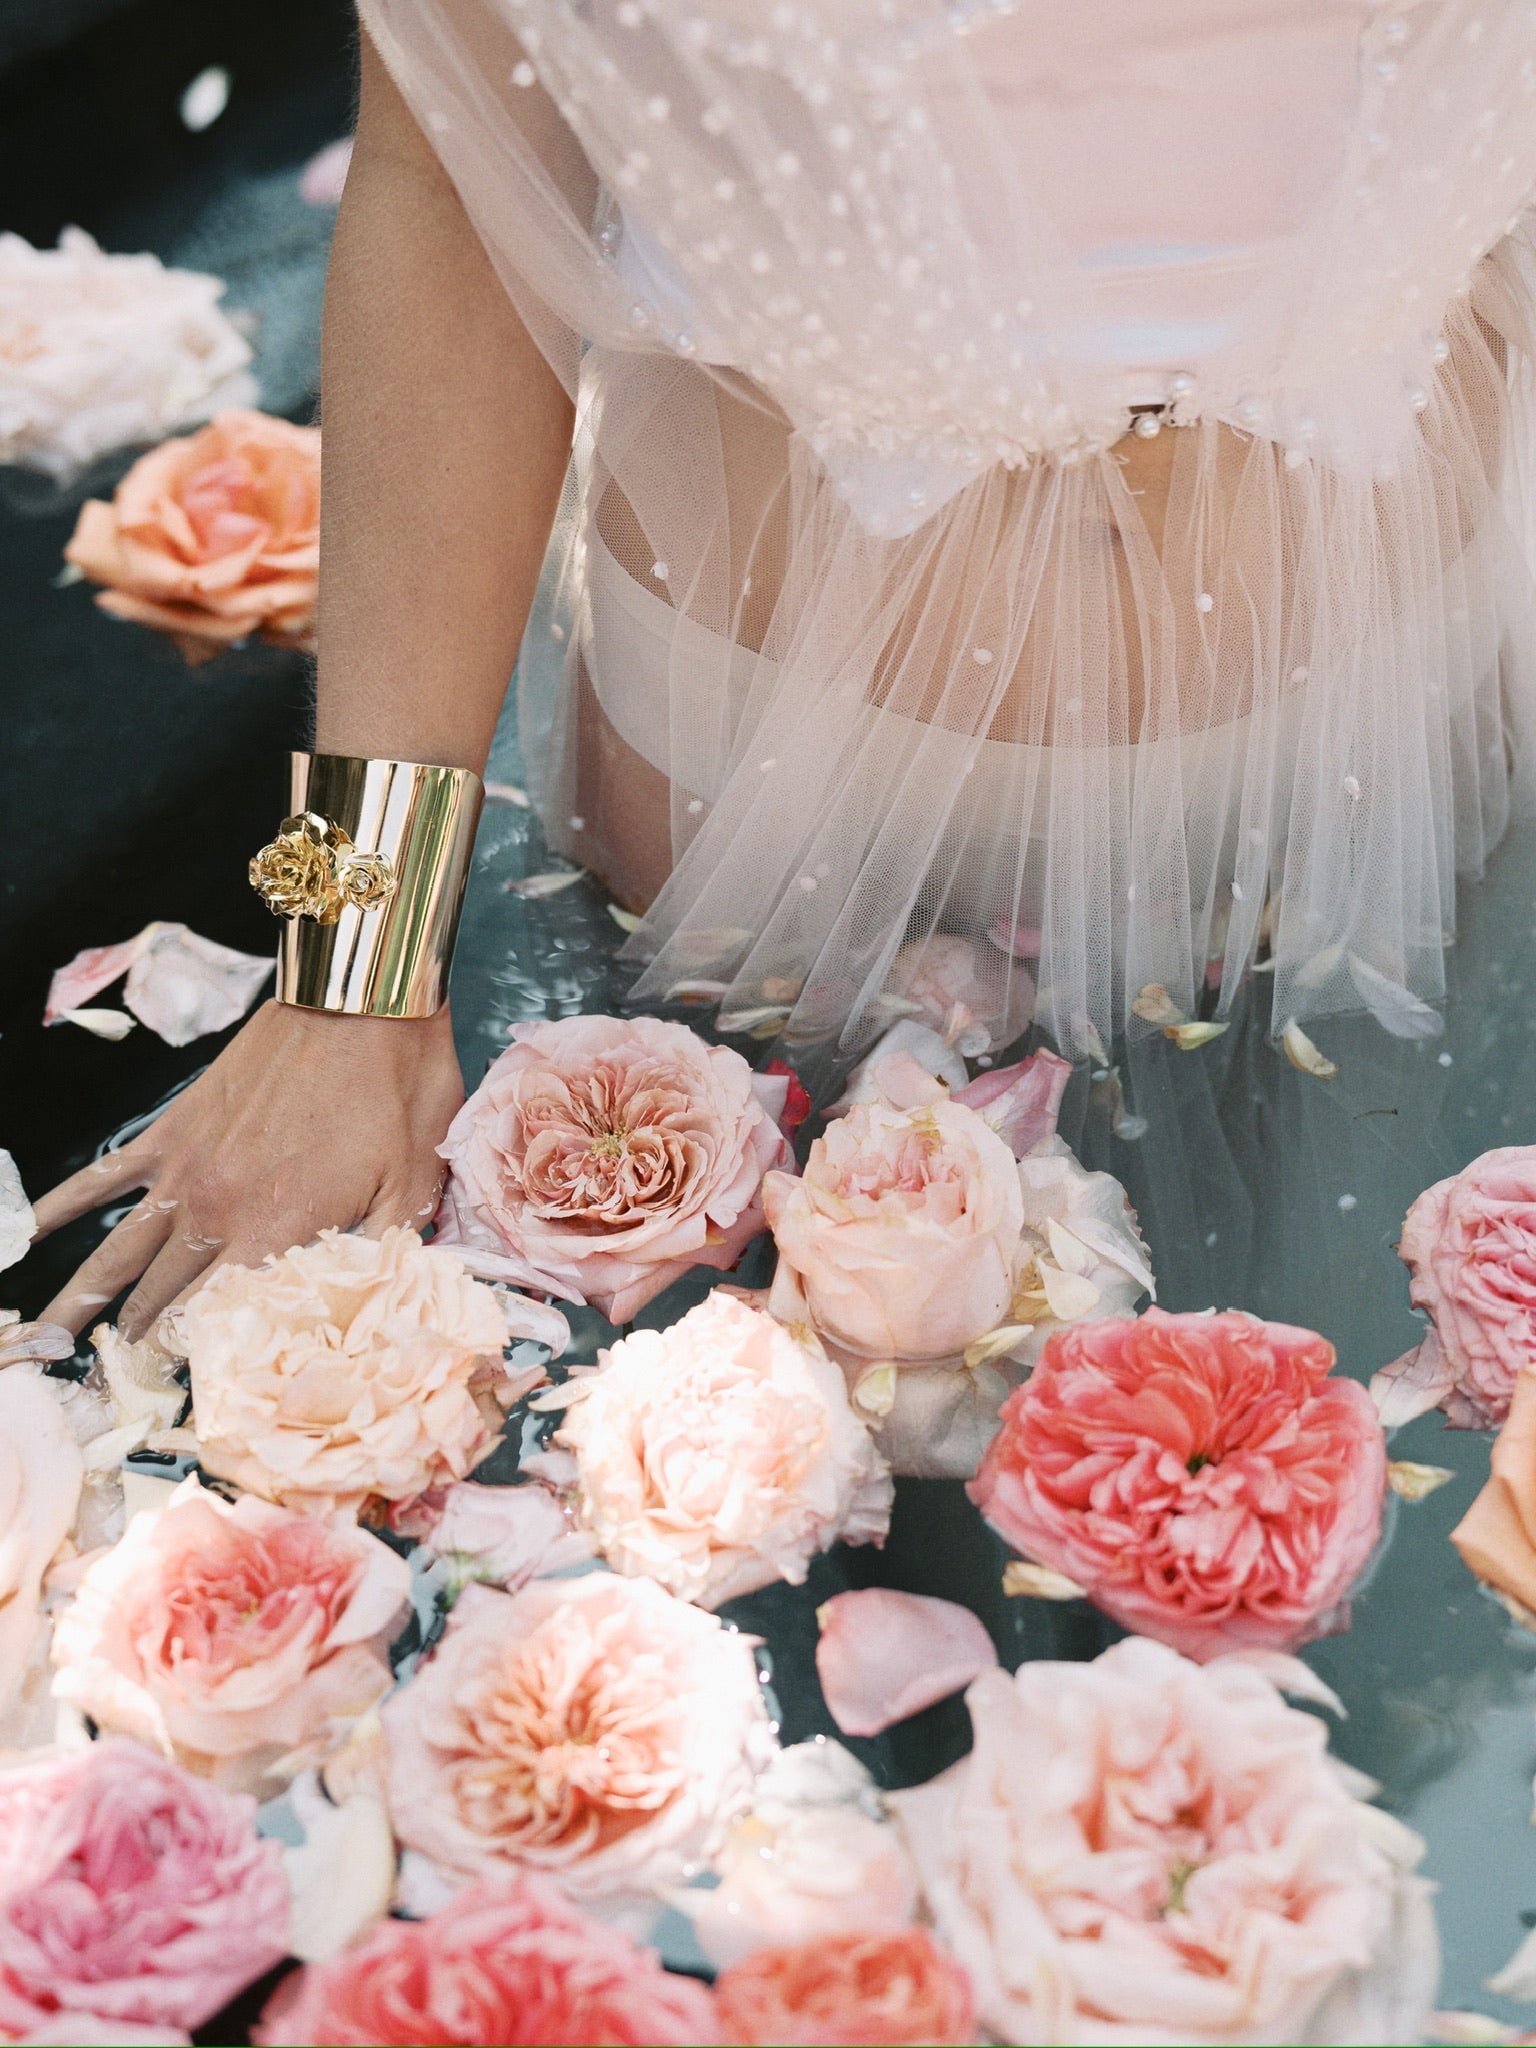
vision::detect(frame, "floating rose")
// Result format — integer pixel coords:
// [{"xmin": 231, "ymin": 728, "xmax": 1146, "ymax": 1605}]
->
[
  {"xmin": 1373, "ymin": 1147, "xmax": 1536, "ymax": 1429},
  {"xmin": 50, "ymin": 1475, "xmax": 411, "ymax": 1795},
  {"xmin": 65, "ymin": 409, "xmax": 319, "ymax": 664},
  {"xmin": 184, "ymin": 1226, "xmax": 559, "ymax": 1517},
  {"xmin": 714, "ymin": 1928, "xmax": 975, "ymax": 2048},
  {"xmin": 890, "ymin": 1639, "xmax": 1438, "ymax": 2047},
  {"xmin": 1451, "ymin": 1367, "xmax": 1536, "ymax": 1618},
  {"xmin": 547, "ymin": 1290, "xmax": 891, "ymax": 1607},
  {"xmin": 382, "ymin": 1574, "xmax": 772, "ymax": 1900},
  {"xmin": 436, "ymin": 1015, "xmax": 794, "ymax": 1324},
  {"xmin": 0, "ymin": 1739, "xmax": 290, "ymax": 2036},
  {"xmin": 255, "ymin": 1876, "xmax": 719, "ymax": 2047},
  {"xmin": 970, "ymin": 1308, "xmax": 1385, "ymax": 1659}
]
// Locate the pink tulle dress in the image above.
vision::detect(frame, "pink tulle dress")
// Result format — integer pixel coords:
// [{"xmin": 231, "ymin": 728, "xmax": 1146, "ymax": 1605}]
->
[{"xmin": 360, "ymin": 0, "xmax": 1536, "ymax": 1068}]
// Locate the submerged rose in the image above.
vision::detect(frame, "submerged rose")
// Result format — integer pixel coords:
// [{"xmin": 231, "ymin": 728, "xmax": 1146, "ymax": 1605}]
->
[
  {"xmin": 65, "ymin": 409, "xmax": 319, "ymax": 663},
  {"xmin": 0, "ymin": 1739, "xmax": 290, "ymax": 2035},
  {"xmin": 714, "ymin": 1929, "xmax": 974, "ymax": 2048},
  {"xmin": 382, "ymin": 1574, "xmax": 772, "ymax": 1899},
  {"xmin": 436, "ymin": 1016, "xmax": 793, "ymax": 1324},
  {"xmin": 1376, "ymin": 1147, "xmax": 1536, "ymax": 1429},
  {"xmin": 50, "ymin": 1475, "xmax": 411, "ymax": 1794},
  {"xmin": 550, "ymin": 1290, "xmax": 891, "ymax": 1607},
  {"xmin": 971, "ymin": 1309, "xmax": 1385, "ymax": 1659},
  {"xmin": 256, "ymin": 1876, "xmax": 719, "ymax": 2047},
  {"xmin": 184, "ymin": 1226, "xmax": 555, "ymax": 1516},
  {"xmin": 890, "ymin": 1638, "xmax": 1438, "ymax": 2047}
]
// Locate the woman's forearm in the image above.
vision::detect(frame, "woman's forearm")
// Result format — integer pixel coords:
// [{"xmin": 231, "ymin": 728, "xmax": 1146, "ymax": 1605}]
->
[{"xmin": 315, "ymin": 29, "xmax": 574, "ymax": 773}]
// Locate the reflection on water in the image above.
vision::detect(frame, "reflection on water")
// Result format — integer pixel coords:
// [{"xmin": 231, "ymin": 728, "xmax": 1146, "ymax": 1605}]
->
[{"xmin": 454, "ymin": 694, "xmax": 1536, "ymax": 2015}]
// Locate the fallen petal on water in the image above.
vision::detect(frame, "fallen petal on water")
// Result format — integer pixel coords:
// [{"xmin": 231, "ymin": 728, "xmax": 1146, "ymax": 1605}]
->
[
  {"xmin": 962, "ymin": 1325, "xmax": 1036, "ymax": 1371},
  {"xmin": 1164, "ymin": 1021, "xmax": 1229, "ymax": 1050},
  {"xmin": 1132, "ymin": 983, "xmax": 1186, "ymax": 1026},
  {"xmin": 1282, "ymin": 1018, "xmax": 1339, "ymax": 1077},
  {"xmin": 1387, "ymin": 1459, "xmax": 1457, "ymax": 1501},
  {"xmin": 483, "ymin": 781, "xmax": 529, "ymax": 806},
  {"xmin": 58, "ymin": 1008, "xmax": 136, "ymax": 1040},
  {"xmin": 506, "ymin": 869, "xmax": 586, "ymax": 899},
  {"xmin": 1002, "ymin": 1560, "xmax": 1085, "ymax": 1601},
  {"xmin": 607, "ymin": 905, "xmax": 644, "ymax": 933}
]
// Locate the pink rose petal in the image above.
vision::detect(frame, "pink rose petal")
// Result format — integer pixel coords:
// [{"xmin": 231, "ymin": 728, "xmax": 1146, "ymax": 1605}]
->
[
  {"xmin": 45, "ymin": 923, "xmax": 272, "ymax": 1046},
  {"xmin": 816, "ymin": 1589, "xmax": 997, "ymax": 1737},
  {"xmin": 44, "ymin": 933, "xmax": 150, "ymax": 1022},
  {"xmin": 953, "ymin": 1048, "xmax": 1072, "ymax": 1160},
  {"xmin": 1370, "ymin": 1333, "xmax": 1456, "ymax": 1428}
]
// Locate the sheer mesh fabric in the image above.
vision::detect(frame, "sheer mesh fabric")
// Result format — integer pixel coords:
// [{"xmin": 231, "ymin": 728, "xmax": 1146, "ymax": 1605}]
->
[{"xmin": 358, "ymin": 0, "xmax": 1536, "ymax": 1066}]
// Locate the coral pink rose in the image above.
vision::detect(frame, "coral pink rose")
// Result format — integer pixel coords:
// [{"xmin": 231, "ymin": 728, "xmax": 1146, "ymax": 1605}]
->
[
  {"xmin": 550, "ymin": 1290, "xmax": 891, "ymax": 1607},
  {"xmin": 382, "ymin": 1574, "xmax": 772, "ymax": 1900},
  {"xmin": 970, "ymin": 1308, "xmax": 1386, "ymax": 1660},
  {"xmin": 0, "ymin": 1739, "xmax": 290, "ymax": 2035},
  {"xmin": 256, "ymin": 1877, "xmax": 717, "ymax": 2046},
  {"xmin": 50, "ymin": 1476, "xmax": 411, "ymax": 1795},
  {"xmin": 183, "ymin": 1226, "xmax": 558, "ymax": 1516},
  {"xmin": 891, "ymin": 1638, "xmax": 1438, "ymax": 2047},
  {"xmin": 714, "ymin": 1929, "xmax": 974, "ymax": 2048},
  {"xmin": 65, "ymin": 409, "xmax": 318, "ymax": 663},
  {"xmin": 1374, "ymin": 1147, "xmax": 1536, "ymax": 1429},
  {"xmin": 435, "ymin": 1016, "xmax": 793, "ymax": 1324}
]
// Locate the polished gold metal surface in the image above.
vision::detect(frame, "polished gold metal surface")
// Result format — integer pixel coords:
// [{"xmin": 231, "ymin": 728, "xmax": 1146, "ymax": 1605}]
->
[{"xmin": 259, "ymin": 754, "xmax": 483, "ymax": 1016}]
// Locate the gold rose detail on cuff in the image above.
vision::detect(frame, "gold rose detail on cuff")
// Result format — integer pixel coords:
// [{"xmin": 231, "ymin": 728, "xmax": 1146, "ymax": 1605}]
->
[{"xmin": 249, "ymin": 812, "xmax": 397, "ymax": 923}]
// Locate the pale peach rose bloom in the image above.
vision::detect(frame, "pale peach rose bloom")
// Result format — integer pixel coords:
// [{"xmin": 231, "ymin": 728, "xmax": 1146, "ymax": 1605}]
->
[
  {"xmin": 714, "ymin": 1928, "xmax": 975, "ymax": 2047},
  {"xmin": 50, "ymin": 1475, "xmax": 411, "ymax": 1795},
  {"xmin": 552, "ymin": 1291, "xmax": 891, "ymax": 1607},
  {"xmin": 890, "ymin": 1638, "xmax": 1439, "ymax": 2047},
  {"xmin": 185, "ymin": 1227, "xmax": 554, "ymax": 1517},
  {"xmin": 0, "ymin": 1369, "xmax": 84, "ymax": 1737},
  {"xmin": 1452, "ymin": 1366, "xmax": 1536, "ymax": 1615},
  {"xmin": 383, "ymin": 1575, "xmax": 772, "ymax": 1900},
  {"xmin": 435, "ymin": 1015, "xmax": 792, "ymax": 1325},
  {"xmin": 65, "ymin": 409, "xmax": 318, "ymax": 664}
]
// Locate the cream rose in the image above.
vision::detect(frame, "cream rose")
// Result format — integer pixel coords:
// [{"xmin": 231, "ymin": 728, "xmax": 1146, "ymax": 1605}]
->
[
  {"xmin": 0, "ymin": 1370, "xmax": 85, "ymax": 1739},
  {"xmin": 549, "ymin": 1290, "xmax": 891, "ymax": 1607},
  {"xmin": 382, "ymin": 1574, "xmax": 773, "ymax": 1900},
  {"xmin": 184, "ymin": 1227, "xmax": 559, "ymax": 1516},
  {"xmin": 50, "ymin": 1476, "xmax": 412, "ymax": 1794},
  {"xmin": 435, "ymin": 1015, "xmax": 792, "ymax": 1324}
]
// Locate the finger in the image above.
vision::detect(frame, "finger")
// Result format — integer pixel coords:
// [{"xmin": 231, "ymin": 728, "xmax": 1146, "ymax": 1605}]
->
[
  {"xmin": 31, "ymin": 1144, "xmax": 158, "ymax": 1238},
  {"xmin": 119, "ymin": 1223, "xmax": 227, "ymax": 1343},
  {"xmin": 40, "ymin": 1195, "xmax": 177, "ymax": 1335},
  {"xmin": 361, "ymin": 1170, "xmax": 445, "ymax": 1239},
  {"xmin": 154, "ymin": 1224, "xmax": 312, "ymax": 1353}
]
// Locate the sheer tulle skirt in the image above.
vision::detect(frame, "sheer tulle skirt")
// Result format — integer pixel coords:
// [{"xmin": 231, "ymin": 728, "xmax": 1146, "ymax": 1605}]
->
[{"xmin": 520, "ymin": 238, "xmax": 1536, "ymax": 1072}]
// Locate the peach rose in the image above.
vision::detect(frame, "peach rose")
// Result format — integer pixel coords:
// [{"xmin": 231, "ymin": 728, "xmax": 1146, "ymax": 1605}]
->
[
  {"xmin": 971, "ymin": 1309, "xmax": 1386, "ymax": 1660},
  {"xmin": 714, "ymin": 1929, "xmax": 975, "ymax": 2048},
  {"xmin": 256, "ymin": 1877, "xmax": 719, "ymax": 2046},
  {"xmin": 65, "ymin": 409, "xmax": 318, "ymax": 663},
  {"xmin": 890, "ymin": 1639, "xmax": 1439, "ymax": 2046},
  {"xmin": 1375, "ymin": 1147, "xmax": 1536, "ymax": 1429},
  {"xmin": 550, "ymin": 1291, "xmax": 891, "ymax": 1607},
  {"xmin": 1451, "ymin": 1366, "xmax": 1536, "ymax": 1616},
  {"xmin": 0, "ymin": 1739, "xmax": 290, "ymax": 2036},
  {"xmin": 382, "ymin": 1574, "xmax": 772, "ymax": 1900},
  {"xmin": 50, "ymin": 1475, "xmax": 411, "ymax": 1795},
  {"xmin": 0, "ymin": 1369, "xmax": 85, "ymax": 1738},
  {"xmin": 183, "ymin": 1226, "xmax": 557, "ymax": 1517},
  {"xmin": 435, "ymin": 1016, "xmax": 793, "ymax": 1324}
]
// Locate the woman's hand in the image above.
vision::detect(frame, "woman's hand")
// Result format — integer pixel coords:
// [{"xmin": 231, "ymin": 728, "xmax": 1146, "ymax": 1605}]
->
[{"xmin": 31, "ymin": 1000, "xmax": 466, "ymax": 1340}]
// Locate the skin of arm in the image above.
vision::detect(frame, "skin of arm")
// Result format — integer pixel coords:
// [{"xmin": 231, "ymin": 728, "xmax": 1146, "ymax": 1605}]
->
[{"xmin": 32, "ymin": 25, "xmax": 574, "ymax": 1337}]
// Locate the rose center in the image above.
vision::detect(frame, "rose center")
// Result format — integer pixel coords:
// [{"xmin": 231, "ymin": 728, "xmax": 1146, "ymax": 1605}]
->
[
  {"xmin": 1186, "ymin": 1452, "xmax": 1211, "ymax": 1475},
  {"xmin": 1161, "ymin": 1856, "xmax": 1201, "ymax": 1915},
  {"xmin": 588, "ymin": 1130, "xmax": 628, "ymax": 1159}
]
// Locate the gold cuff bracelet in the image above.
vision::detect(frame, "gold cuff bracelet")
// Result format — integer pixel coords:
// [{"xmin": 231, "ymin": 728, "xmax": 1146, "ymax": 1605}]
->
[{"xmin": 251, "ymin": 753, "xmax": 483, "ymax": 1017}]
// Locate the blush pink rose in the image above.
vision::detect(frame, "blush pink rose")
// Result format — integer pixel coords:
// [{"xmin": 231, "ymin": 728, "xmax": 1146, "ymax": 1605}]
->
[
  {"xmin": 183, "ymin": 1226, "xmax": 556, "ymax": 1516},
  {"xmin": 970, "ymin": 1308, "xmax": 1386, "ymax": 1660},
  {"xmin": 382, "ymin": 1575, "xmax": 772, "ymax": 1900},
  {"xmin": 436, "ymin": 1017, "xmax": 793, "ymax": 1325},
  {"xmin": 1379, "ymin": 1146, "xmax": 1536, "ymax": 1429},
  {"xmin": 50, "ymin": 1476, "xmax": 411, "ymax": 1795},
  {"xmin": 714, "ymin": 1929, "xmax": 975, "ymax": 2048},
  {"xmin": 890, "ymin": 1639, "xmax": 1438, "ymax": 2046},
  {"xmin": 0, "ymin": 1738, "xmax": 290, "ymax": 2035},
  {"xmin": 551, "ymin": 1291, "xmax": 891, "ymax": 1607},
  {"xmin": 65, "ymin": 409, "xmax": 319, "ymax": 664},
  {"xmin": 255, "ymin": 1877, "xmax": 718, "ymax": 2046}
]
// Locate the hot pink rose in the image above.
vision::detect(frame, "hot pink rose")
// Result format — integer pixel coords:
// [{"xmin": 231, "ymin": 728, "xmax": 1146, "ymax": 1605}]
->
[
  {"xmin": 255, "ymin": 1877, "xmax": 718, "ymax": 2046},
  {"xmin": 970, "ymin": 1308, "xmax": 1386, "ymax": 1659},
  {"xmin": 0, "ymin": 1739, "xmax": 290, "ymax": 2035},
  {"xmin": 436, "ymin": 1016, "xmax": 793, "ymax": 1324},
  {"xmin": 51, "ymin": 1476, "xmax": 411, "ymax": 1795},
  {"xmin": 65, "ymin": 409, "xmax": 319, "ymax": 664},
  {"xmin": 382, "ymin": 1575, "xmax": 772, "ymax": 1899},
  {"xmin": 714, "ymin": 1929, "xmax": 974, "ymax": 2047},
  {"xmin": 1376, "ymin": 1147, "xmax": 1536, "ymax": 1429},
  {"xmin": 890, "ymin": 1639, "xmax": 1437, "ymax": 2046}
]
